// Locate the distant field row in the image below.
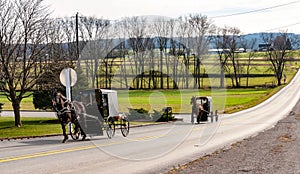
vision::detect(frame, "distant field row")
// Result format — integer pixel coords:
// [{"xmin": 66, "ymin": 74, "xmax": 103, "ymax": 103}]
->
[{"xmin": 88, "ymin": 53, "xmax": 299, "ymax": 89}]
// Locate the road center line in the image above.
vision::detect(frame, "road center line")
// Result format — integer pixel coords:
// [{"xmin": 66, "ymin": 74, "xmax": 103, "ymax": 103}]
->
[{"xmin": 0, "ymin": 125, "xmax": 204, "ymax": 163}]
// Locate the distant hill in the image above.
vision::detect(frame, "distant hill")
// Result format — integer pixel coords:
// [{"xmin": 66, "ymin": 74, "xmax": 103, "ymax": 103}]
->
[
  {"xmin": 241, "ymin": 32, "xmax": 300, "ymax": 50},
  {"xmin": 61, "ymin": 33, "xmax": 300, "ymax": 59}
]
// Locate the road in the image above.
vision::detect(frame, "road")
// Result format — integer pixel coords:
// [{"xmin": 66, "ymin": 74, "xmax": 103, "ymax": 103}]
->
[
  {"xmin": 1, "ymin": 111, "xmax": 56, "ymax": 118},
  {"xmin": 1, "ymin": 70, "xmax": 300, "ymax": 174}
]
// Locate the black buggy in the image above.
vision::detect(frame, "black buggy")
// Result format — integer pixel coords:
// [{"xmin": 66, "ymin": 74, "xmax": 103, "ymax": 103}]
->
[
  {"xmin": 77, "ymin": 89, "xmax": 130, "ymax": 139},
  {"xmin": 191, "ymin": 96, "xmax": 219, "ymax": 124}
]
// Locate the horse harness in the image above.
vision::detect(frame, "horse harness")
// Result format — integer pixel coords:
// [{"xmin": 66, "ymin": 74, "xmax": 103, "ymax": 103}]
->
[{"xmin": 54, "ymin": 95, "xmax": 75, "ymax": 121}]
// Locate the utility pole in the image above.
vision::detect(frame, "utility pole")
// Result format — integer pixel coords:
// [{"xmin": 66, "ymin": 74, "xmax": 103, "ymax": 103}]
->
[{"xmin": 75, "ymin": 12, "xmax": 80, "ymax": 65}]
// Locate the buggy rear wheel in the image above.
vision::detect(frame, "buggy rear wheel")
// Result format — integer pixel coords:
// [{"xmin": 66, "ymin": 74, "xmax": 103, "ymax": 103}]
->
[
  {"xmin": 69, "ymin": 122, "xmax": 81, "ymax": 140},
  {"xmin": 120, "ymin": 118, "xmax": 130, "ymax": 137},
  {"xmin": 106, "ymin": 121, "xmax": 115, "ymax": 139}
]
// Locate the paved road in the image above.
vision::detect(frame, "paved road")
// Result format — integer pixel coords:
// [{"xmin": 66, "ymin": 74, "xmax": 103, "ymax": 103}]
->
[
  {"xmin": 1, "ymin": 110, "xmax": 56, "ymax": 118},
  {"xmin": 1, "ymin": 70, "xmax": 300, "ymax": 174}
]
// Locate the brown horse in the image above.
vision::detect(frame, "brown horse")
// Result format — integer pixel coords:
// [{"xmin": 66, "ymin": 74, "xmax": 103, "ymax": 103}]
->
[
  {"xmin": 52, "ymin": 91, "xmax": 86, "ymax": 143},
  {"xmin": 190, "ymin": 96, "xmax": 204, "ymax": 124}
]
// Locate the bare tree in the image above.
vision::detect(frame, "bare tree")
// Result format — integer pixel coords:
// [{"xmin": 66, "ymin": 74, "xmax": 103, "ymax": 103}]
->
[
  {"xmin": 262, "ymin": 32, "xmax": 293, "ymax": 86},
  {"xmin": 114, "ymin": 20, "xmax": 129, "ymax": 89},
  {"xmin": 240, "ymin": 37, "xmax": 257, "ymax": 87},
  {"xmin": 188, "ymin": 14, "xmax": 215, "ymax": 89},
  {"xmin": 36, "ymin": 20, "xmax": 65, "ymax": 90},
  {"xmin": 0, "ymin": 0, "xmax": 51, "ymax": 127},
  {"xmin": 218, "ymin": 26, "xmax": 243, "ymax": 87},
  {"xmin": 211, "ymin": 27, "xmax": 230, "ymax": 88},
  {"xmin": 152, "ymin": 17, "xmax": 171, "ymax": 89},
  {"xmin": 59, "ymin": 17, "xmax": 78, "ymax": 63},
  {"xmin": 124, "ymin": 16, "xmax": 149, "ymax": 89},
  {"xmin": 176, "ymin": 16, "xmax": 192, "ymax": 88},
  {"xmin": 78, "ymin": 17, "xmax": 113, "ymax": 88}
]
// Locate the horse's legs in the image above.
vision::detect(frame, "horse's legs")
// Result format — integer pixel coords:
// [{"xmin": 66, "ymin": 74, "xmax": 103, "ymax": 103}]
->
[
  {"xmin": 60, "ymin": 122, "xmax": 68, "ymax": 143},
  {"xmin": 191, "ymin": 108, "xmax": 196, "ymax": 124},
  {"xmin": 71, "ymin": 112, "xmax": 86, "ymax": 141},
  {"xmin": 59, "ymin": 113, "xmax": 69, "ymax": 143},
  {"xmin": 75, "ymin": 119, "xmax": 86, "ymax": 140},
  {"xmin": 197, "ymin": 110, "xmax": 203, "ymax": 124}
]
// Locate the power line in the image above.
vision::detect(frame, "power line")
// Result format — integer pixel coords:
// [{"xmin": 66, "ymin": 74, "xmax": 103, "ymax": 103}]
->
[
  {"xmin": 211, "ymin": 0, "xmax": 300, "ymax": 19},
  {"xmin": 266, "ymin": 21, "xmax": 300, "ymax": 32}
]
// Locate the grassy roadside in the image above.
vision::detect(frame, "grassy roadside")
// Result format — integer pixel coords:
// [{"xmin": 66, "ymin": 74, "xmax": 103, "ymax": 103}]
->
[
  {"xmin": 0, "ymin": 117, "xmax": 62, "ymax": 139},
  {"xmin": 224, "ymin": 85, "xmax": 285, "ymax": 113}
]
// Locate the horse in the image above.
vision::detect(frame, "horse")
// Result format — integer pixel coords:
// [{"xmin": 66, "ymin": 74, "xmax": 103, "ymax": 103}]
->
[
  {"xmin": 190, "ymin": 96, "xmax": 204, "ymax": 124},
  {"xmin": 52, "ymin": 91, "xmax": 86, "ymax": 143}
]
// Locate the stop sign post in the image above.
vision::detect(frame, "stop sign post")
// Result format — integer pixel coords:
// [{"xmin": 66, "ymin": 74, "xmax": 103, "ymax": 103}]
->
[{"xmin": 60, "ymin": 68, "xmax": 77, "ymax": 100}]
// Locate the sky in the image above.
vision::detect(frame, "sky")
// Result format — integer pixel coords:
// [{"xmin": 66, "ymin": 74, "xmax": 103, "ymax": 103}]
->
[{"xmin": 44, "ymin": 0, "xmax": 300, "ymax": 34}]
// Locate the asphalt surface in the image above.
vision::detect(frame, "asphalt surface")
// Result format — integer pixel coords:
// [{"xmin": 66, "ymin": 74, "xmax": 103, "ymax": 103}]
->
[{"xmin": 1, "ymin": 110, "xmax": 56, "ymax": 118}]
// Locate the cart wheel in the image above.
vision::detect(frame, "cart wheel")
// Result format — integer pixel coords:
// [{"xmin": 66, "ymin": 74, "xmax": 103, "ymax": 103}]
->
[
  {"xmin": 121, "ymin": 118, "xmax": 130, "ymax": 137},
  {"xmin": 215, "ymin": 110, "xmax": 218, "ymax": 122},
  {"xmin": 69, "ymin": 122, "xmax": 80, "ymax": 140},
  {"xmin": 106, "ymin": 121, "xmax": 115, "ymax": 139}
]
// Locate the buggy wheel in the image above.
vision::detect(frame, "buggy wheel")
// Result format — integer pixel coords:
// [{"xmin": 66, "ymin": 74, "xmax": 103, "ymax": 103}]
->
[
  {"xmin": 196, "ymin": 115, "xmax": 200, "ymax": 124},
  {"xmin": 106, "ymin": 121, "xmax": 115, "ymax": 139},
  {"xmin": 69, "ymin": 122, "xmax": 80, "ymax": 140},
  {"xmin": 215, "ymin": 110, "xmax": 218, "ymax": 122},
  {"xmin": 121, "ymin": 118, "xmax": 130, "ymax": 137}
]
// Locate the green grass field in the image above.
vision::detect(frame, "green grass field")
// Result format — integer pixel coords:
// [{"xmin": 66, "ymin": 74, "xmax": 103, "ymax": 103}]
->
[
  {"xmin": 117, "ymin": 87, "xmax": 280, "ymax": 113},
  {"xmin": 0, "ymin": 117, "xmax": 61, "ymax": 138},
  {"xmin": 0, "ymin": 94, "xmax": 34, "ymax": 110}
]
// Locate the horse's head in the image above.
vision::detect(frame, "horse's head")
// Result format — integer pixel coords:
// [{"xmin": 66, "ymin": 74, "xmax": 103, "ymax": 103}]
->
[
  {"xmin": 190, "ymin": 96, "xmax": 196, "ymax": 105},
  {"xmin": 53, "ymin": 91, "xmax": 67, "ymax": 110}
]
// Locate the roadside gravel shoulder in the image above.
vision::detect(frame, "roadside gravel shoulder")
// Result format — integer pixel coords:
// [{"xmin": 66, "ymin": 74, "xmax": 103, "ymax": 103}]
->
[{"xmin": 167, "ymin": 100, "xmax": 300, "ymax": 174}]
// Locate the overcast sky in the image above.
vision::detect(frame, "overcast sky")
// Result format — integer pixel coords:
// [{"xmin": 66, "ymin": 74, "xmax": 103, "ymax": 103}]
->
[{"xmin": 44, "ymin": 0, "xmax": 300, "ymax": 34}]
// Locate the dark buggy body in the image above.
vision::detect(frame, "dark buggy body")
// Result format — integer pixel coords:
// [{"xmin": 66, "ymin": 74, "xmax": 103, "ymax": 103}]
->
[
  {"xmin": 191, "ymin": 96, "xmax": 218, "ymax": 124},
  {"xmin": 78, "ymin": 89, "xmax": 129, "ymax": 138}
]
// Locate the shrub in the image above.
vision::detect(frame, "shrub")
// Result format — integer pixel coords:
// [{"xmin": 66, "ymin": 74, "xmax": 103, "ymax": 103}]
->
[
  {"xmin": 32, "ymin": 90, "xmax": 53, "ymax": 110},
  {"xmin": 0, "ymin": 103, "xmax": 3, "ymax": 114},
  {"xmin": 128, "ymin": 108, "xmax": 151, "ymax": 121},
  {"xmin": 152, "ymin": 107, "xmax": 175, "ymax": 122}
]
